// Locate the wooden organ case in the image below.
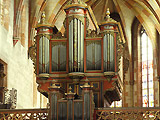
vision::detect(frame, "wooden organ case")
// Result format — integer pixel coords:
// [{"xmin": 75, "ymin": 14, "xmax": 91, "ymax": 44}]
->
[{"xmin": 29, "ymin": 0, "xmax": 126, "ymax": 119}]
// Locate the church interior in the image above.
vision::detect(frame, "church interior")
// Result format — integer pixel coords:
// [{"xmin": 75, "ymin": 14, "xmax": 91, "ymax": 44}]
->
[{"xmin": 0, "ymin": 0, "xmax": 160, "ymax": 119}]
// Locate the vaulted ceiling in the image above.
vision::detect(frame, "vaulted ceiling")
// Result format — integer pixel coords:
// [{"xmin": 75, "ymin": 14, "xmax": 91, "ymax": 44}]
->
[{"xmin": 28, "ymin": 0, "xmax": 160, "ymax": 49}]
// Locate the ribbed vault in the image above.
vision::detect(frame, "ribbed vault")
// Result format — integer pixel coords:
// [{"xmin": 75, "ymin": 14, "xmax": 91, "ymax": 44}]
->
[{"xmin": 28, "ymin": 0, "xmax": 160, "ymax": 50}]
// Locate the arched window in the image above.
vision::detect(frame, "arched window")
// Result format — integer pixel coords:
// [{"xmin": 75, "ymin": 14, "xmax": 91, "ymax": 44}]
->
[{"xmin": 141, "ymin": 28, "xmax": 154, "ymax": 107}]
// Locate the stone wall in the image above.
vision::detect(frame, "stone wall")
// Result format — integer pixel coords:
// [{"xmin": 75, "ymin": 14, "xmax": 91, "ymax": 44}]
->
[{"xmin": 0, "ymin": 0, "xmax": 46, "ymax": 109}]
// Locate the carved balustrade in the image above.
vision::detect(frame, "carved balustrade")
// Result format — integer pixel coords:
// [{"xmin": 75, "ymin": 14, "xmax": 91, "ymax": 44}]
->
[
  {"xmin": 1, "ymin": 107, "xmax": 160, "ymax": 120},
  {"xmin": 94, "ymin": 107, "xmax": 160, "ymax": 120},
  {"xmin": 0, "ymin": 108, "xmax": 48, "ymax": 120}
]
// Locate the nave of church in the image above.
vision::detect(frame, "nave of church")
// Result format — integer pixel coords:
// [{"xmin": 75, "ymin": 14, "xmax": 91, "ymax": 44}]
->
[{"xmin": 0, "ymin": 0, "xmax": 160, "ymax": 119}]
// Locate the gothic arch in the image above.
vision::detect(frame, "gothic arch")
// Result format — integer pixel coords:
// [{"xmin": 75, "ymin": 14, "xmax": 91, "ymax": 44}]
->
[{"xmin": 131, "ymin": 17, "xmax": 159, "ymax": 107}]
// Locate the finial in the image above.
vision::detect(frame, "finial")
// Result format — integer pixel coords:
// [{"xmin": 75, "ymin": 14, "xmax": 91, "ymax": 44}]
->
[
  {"xmin": 106, "ymin": 8, "xmax": 110, "ymax": 19},
  {"xmin": 48, "ymin": 80, "xmax": 60, "ymax": 89},
  {"xmin": 83, "ymin": 77, "xmax": 91, "ymax": 88},
  {"xmin": 49, "ymin": 82, "xmax": 57, "ymax": 88},
  {"xmin": 68, "ymin": 86, "xmax": 72, "ymax": 93},
  {"xmin": 41, "ymin": 11, "xmax": 46, "ymax": 24}
]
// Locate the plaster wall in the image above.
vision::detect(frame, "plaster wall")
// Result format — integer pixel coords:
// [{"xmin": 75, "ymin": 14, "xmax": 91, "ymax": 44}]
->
[{"xmin": 0, "ymin": 0, "xmax": 37, "ymax": 109}]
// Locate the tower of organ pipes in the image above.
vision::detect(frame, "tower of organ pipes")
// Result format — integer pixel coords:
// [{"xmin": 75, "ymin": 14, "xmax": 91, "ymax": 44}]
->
[
  {"xmin": 99, "ymin": 8, "xmax": 124, "ymax": 74},
  {"xmin": 64, "ymin": 1, "xmax": 87, "ymax": 72},
  {"xmin": 36, "ymin": 12, "xmax": 53, "ymax": 76}
]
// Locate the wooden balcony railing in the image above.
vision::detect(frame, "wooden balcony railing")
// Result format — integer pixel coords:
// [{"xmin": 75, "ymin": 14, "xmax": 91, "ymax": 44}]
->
[
  {"xmin": 1, "ymin": 107, "xmax": 160, "ymax": 120},
  {"xmin": 94, "ymin": 107, "xmax": 160, "ymax": 120},
  {"xmin": 0, "ymin": 108, "xmax": 48, "ymax": 120}
]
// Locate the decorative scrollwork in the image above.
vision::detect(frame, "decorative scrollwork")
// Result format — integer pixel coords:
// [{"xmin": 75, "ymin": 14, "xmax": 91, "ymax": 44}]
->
[
  {"xmin": 117, "ymin": 33, "xmax": 124, "ymax": 72},
  {"xmin": 116, "ymin": 33, "xmax": 129, "ymax": 79},
  {"xmin": 86, "ymin": 29, "xmax": 101, "ymax": 38},
  {"xmin": 102, "ymin": 31, "xmax": 115, "ymax": 36},
  {"xmin": 35, "ymin": 34, "xmax": 52, "ymax": 40},
  {"xmin": 66, "ymin": 0, "xmax": 87, "ymax": 6},
  {"xmin": 86, "ymin": 16, "xmax": 89, "ymax": 29},
  {"xmin": 95, "ymin": 108, "xmax": 160, "ymax": 120},
  {"xmin": 0, "ymin": 109, "xmax": 48, "ymax": 119},
  {"xmin": 86, "ymin": 40, "xmax": 101, "ymax": 46},
  {"xmin": 67, "ymin": 15, "xmax": 84, "ymax": 25},
  {"xmin": 123, "ymin": 43, "xmax": 130, "ymax": 79},
  {"xmin": 52, "ymin": 32, "xmax": 65, "ymax": 39},
  {"xmin": 51, "ymin": 41, "xmax": 66, "ymax": 47},
  {"xmin": 28, "ymin": 40, "xmax": 37, "ymax": 74}
]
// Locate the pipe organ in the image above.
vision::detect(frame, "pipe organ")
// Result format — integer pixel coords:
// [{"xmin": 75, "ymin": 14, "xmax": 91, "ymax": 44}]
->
[
  {"xmin": 67, "ymin": 9, "xmax": 85, "ymax": 72},
  {"xmin": 29, "ymin": 0, "xmax": 126, "ymax": 114},
  {"xmin": 36, "ymin": 12, "xmax": 53, "ymax": 75},
  {"xmin": 100, "ymin": 9, "xmax": 119, "ymax": 72}
]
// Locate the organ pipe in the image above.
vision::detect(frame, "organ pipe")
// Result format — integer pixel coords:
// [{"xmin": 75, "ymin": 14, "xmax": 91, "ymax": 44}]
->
[{"xmin": 69, "ymin": 19, "xmax": 84, "ymax": 72}]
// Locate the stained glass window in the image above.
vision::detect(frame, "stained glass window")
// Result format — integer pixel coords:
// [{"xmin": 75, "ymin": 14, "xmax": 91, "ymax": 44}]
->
[{"xmin": 141, "ymin": 29, "xmax": 154, "ymax": 107}]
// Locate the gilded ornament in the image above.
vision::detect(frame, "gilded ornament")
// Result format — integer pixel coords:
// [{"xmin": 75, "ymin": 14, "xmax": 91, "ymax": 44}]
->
[
  {"xmin": 52, "ymin": 32, "xmax": 65, "ymax": 39},
  {"xmin": 117, "ymin": 33, "xmax": 124, "ymax": 72},
  {"xmin": 86, "ymin": 17, "xmax": 89, "ymax": 29},
  {"xmin": 122, "ymin": 44, "xmax": 130, "ymax": 79},
  {"xmin": 36, "ymin": 11, "xmax": 51, "ymax": 28},
  {"xmin": 100, "ymin": 8, "xmax": 117, "ymax": 25},
  {"xmin": 37, "ymin": 84, "xmax": 49, "ymax": 95},
  {"xmin": 65, "ymin": 0, "xmax": 87, "ymax": 8},
  {"xmin": 67, "ymin": 15, "xmax": 84, "ymax": 25},
  {"xmin": 104, "ymin": 71, "xmax": 115, "ymax": 82},
  {"xmin": 28, "ymin": 40, "xmax": 37, "ymax": 74},
  {"xmin": 36, "ymin": 34, "xmax": 52, "ymax": 40},
  {"xmin": 86, "ymin": 29, "xmax": 101, "ymax": 38},
  {"xmin": 86, "ymin": 40, "xmax": 101, "ymax": 46},
  {"xmin": 51, "ymin": 41, "xmax": 66, "ymax": 47}
]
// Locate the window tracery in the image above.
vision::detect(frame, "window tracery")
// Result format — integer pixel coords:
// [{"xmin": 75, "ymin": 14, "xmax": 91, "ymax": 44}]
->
[{"xmin": 141, "ymin": 28, "xmax": 154, "ymax": 107}]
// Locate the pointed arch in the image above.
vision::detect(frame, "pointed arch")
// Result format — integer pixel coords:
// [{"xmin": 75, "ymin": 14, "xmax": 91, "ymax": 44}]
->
[
  {"xmin": 131, "ymin": 17, "xmax": 159, "ymax": 107},
  {"xmin": 13, "ymin": 0, "xmax": 25, "ymax": 46}
]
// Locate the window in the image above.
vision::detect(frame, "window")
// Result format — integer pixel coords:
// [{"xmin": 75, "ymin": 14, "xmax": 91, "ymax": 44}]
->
[{"xmin": 141, "ymin": 29, "xmax": 154, "ymax": 107}]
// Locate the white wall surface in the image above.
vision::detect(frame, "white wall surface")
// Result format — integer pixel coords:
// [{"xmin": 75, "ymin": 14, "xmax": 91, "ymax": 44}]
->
[{"xmin": 0, "ymin": 0, "xmax": 35, "ymax": 109}]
